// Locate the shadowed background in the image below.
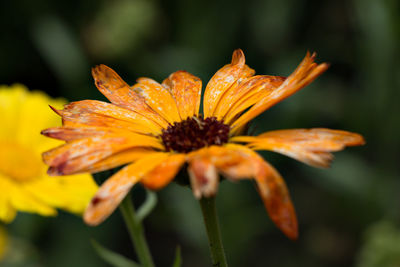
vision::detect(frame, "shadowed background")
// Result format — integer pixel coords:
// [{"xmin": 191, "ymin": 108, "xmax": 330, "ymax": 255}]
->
[{"xmin": 1, "ymin": 0, "xmax": 399, "ymax": 266}]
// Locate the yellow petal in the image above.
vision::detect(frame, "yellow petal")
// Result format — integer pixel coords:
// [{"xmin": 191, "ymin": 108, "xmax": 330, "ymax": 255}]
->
[
  {"xmin": 84, "ymin": 152, "xmax": 170, "ymax": 226},
  {"xmin": 141, "ymin": 153, "xmax": 186, "ymax": 190},
  {"xmin": 230, "ymin": 52, "xmax": 329, "ymax": 134},
  {"xmin": 162, "ymin": 71, "xmax": 202, "ymax": 119},
  {"xmin": 23, "ymin": 173, "xmax": 98, "ymax": 214},
  {"xmin": 203, "ymin": 49, "xmax": 255, "ymax": 118},
  {"xmin": 1, "ymin": 176, "xmax": 56, "ymax": 216},
  {"xmin": 132, "ymin": 78, "xmax": 181, "ymax": 124},
  {"xmin": 232, "ymin": 128, "xmax": 365, "ymax": 168},
  {"xmin": 92, "ymin": 65, "xmax": 168, "ymax": 128}
]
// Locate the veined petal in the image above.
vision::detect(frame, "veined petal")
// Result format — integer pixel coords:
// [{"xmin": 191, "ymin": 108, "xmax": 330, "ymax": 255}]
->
[
  {"xmin": 61, "ymin": 100, "xmax": 162, "ymax": 134},
  {"xmin": 162, "ymin": 71, "xmax": 202, "ymax": 119},
  {"xmin": 203, "ymin": 49, "xmax": 255, "ymax": 118},
  {"xmin": 43, "ymin": 133, "xmax": 163, "ymax": 175},
  {"xmin": 231, "ymin": 52, "xmax": 329, "ymax": 134},
  {"xmin": 141, "ymin": 153, "xmax": 186, "ymax": 190},
  {"xmin": 92, "ymin": 65, "xmax": 168, "ymax": 128},
  {"xmin": 132, "ymin": 78, "xmax": 181, "ymax": 124},
  {"xmin": 222, "ymin": 75, "xmax": 286, "ymax": 124},
  {"xmin": 232, "ymin": 128, "xmax": 365, "ymax": 168},
  {"xmin": 84, "ymin": 152, "xmax": 170, "ymax": 226},
  {"xmin": 81, "ymin": 148, "xmax": 155, "ymax": 174}
]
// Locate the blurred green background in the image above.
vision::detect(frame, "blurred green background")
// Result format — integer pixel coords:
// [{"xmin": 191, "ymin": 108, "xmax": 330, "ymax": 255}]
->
[{"xmin": 1, "ymin": 0, "xmax": 399, "ymax": 266}]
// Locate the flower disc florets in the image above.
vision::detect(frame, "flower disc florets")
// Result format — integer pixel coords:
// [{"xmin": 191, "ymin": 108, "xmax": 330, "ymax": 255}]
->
[{"xmin": 161, "ymin": 116, "xmax": 230, "ymax": 153}]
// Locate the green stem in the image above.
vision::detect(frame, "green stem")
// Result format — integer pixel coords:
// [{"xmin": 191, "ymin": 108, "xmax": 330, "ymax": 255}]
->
[
  {"xmin": 199, "ymin": 197, "xmax": 228, "ymax": 267},
  {"xmin": 119, "ymin": 194, "xmax": 155, "ymax": 267}
]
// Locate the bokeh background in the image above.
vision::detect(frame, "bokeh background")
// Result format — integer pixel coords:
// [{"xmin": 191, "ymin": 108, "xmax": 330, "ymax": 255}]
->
[{"xmin": 1, "ymin": 0, "xmax": 400, "ymax": 266}]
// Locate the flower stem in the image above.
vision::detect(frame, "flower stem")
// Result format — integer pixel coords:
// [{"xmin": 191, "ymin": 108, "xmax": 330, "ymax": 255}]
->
[
  {"xmin": 119, "ymin": 194, "xmax": 155, "ymax": 267},
  {"xmin": 199, "ymin": 196, "xmax": 228, "ymax": 267}
]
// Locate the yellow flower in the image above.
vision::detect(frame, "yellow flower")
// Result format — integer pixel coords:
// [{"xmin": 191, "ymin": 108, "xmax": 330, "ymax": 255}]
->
[
  {"xmin": 42, "ymin": 50, "xmax": 364, "ymax": 239},
  {"xmin": 0, "ymin": 85, "xmax": 98, "ymax": 223},
  {"xmin": 0, "ymin": 226, "xmax": 7, "ymax": 261}
]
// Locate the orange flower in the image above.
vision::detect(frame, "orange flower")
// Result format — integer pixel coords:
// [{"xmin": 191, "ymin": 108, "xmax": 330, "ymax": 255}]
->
[{"xmin": 42, "ymin": 50, "xmax": 364, "ymax": 239}]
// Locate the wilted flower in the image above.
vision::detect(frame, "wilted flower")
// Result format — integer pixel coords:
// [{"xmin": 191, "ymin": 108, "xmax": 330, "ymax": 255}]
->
[
  {"xmin": 42, "ymin": 50, "xmax": 364, "ymax": 239},
  {"xmin": 0, "ymin": 85, "xmax": 98, "ymax": 222}
]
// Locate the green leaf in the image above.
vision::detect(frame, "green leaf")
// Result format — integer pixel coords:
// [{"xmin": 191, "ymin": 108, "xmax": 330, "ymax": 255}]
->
[
  {"xmin": 172, "ymin": 246, "xmax": 182, "ymax": 267},
  {"xmin": 91, "ymin": 239, "xmax": 141, "ymax": 267},
  {"xmin": 137, "ymin": 189, "xmax": 157, "ymax": 222}
]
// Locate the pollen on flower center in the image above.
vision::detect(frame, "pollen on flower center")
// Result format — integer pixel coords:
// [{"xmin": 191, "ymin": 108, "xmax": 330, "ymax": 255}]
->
[
  {"xmin": 0, "ymin": 141, "xmax": 42, "ymax": 182},
  {"xmin": 161, "ymin": 116, "xmax": 230, "ymax": 153}
]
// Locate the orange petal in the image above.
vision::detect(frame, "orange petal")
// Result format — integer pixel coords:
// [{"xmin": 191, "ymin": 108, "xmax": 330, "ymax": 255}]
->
[
  {"xmin": 81, "ymin": 148, "xmax": 155, "ymax": 174},
  {"xmin": 132, "ymin": 78, "xmax": 181, "ymax": 124},
  {"xmin": 41, "ymin": 126, "xmax": 111, "ymax": 141},
  {"xmin": 92, "ymin": 65, "xmax": 168, "ymax": 128},
  {"xmin": 43, "ymin": 133, "xmax": 163, "ymax": 175},
  {"xmin": 162, "ymin": 71, "xmax": 202, "ymax": 119},
  {"xmin": 62, "ymin": 100, "xmax": 162, "ymax": 134},
  {"xmin": 203, "ymin": 49, "xmax": 255, "ymax": 118},
  {"xmin": 254, "ymin": 159, "xmax": 298, "ymax": 240},
  {"xmin": 84, "ymin": 152, "xmax": 170, "ymax": 226},
  {"xmin": 222, "ymin": 75, "xmax": 286, "ymax": 124},
  {"xmin": 188, "ymin": 156, "xmax": 218, "ymax": 199},
  {"xmin": 232, "ymin": 128, "xmax": 365, "ymax": 168},
  {"xmin": 188, "ymin": 145, "xmax": 257, "ymax": 180},
  {"xmin": 197, "ymin": 144, "xmax": 298, "ymax": 239},
  {"xmin": 231, "ymin": 52, "xmax": 329, "ymax": 134},
  {"xmin": 141, "ymin": 153, "xmax": 186, "ymax": 190}
]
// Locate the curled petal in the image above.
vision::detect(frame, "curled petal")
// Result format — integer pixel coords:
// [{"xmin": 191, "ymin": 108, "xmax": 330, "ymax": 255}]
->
[
  {"xmin": 231, "ymin": 52, "xmax": 329, "ymax": 134},
  {"xmin": 84, "ymin": 153, "xmax": 170, "ymax": 226},
  {"xmin": 254, "ymin": 159, "xmax": 298, "ymax": 240},
  {"xmin": 162, "ymin": 71, "xmax": 202, "ymax": 119},
  {"xmin": 141, "ymin": 153, "xmax": 186, "ymax": 190},
  {"xmin": 132, "ymin": 78, "xmax": 181, "ymax": 124},
  {"xmin": 203, "ymin": 49, "xmax": 255, "ymax": 118},
  {"xmin": 232, "ymin": 128, "xmax": 365, "ymax": 168},
  {"xmin": 92, "ymin": 65, "xmax": 168, "ymax": 128},
  {"xmin": 188, "ymin": 157, "xmax": 219, "ymax": 199}
]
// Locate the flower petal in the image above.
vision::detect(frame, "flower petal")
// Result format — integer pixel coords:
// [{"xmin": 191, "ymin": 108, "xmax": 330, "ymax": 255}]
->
[
  {"xmin": 231, "ymin": 52, "xmax": 329, "ymax": 134},
  {"xmin": 92, "ymin": 65, "xmax": 168, "ymax": 128},
  {"xmin": 43, "ymin": 133, "xmax": 163, "ymax": 175},
  {"xmin": 254, "ymin": 158, "xmax": 298, "ymax": 240},
  {"xmin": 190, "ymin": 144, "xmax": 298, "ymax": 239},
  {"xmin": 141, "ymin": 153, "xmax": 186, "ymax": 190},
  {"xmin": 0, "ymin": 177, "xmax": 17, "ymax": 223},
  {"xmin": 232, "ymin": 128, "xmax": 365, "ymax": 168},
  {"xmin": 132, "ymin": 78, "xmax": 181, "ymax": 124},
  {"xmin": 61, "ymin": 100, "xmax": 162, "ymax": 134},
  {"xmin": 188, "ymin": 156, "xmax": 219, "ymax": 199},
  {"xmin": 222, "ymin": 75, "xmax": 286, "ymax": 124},
  {"xmin": 81, "ymin": 148, "xmax": 155, "ymax": 174},
  {"xmin": 84, "ymin": 152, "xmax": 170, "ymax": 226},
  {"xmin": 162, "ymin": 71, "xmax": 202, "ymax": 119},
  {"xmin": 203, "ymin": 49, "xmax": 255, "ymax": 118}
]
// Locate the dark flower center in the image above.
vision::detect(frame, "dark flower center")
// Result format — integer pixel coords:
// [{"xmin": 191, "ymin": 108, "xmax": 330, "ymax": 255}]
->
[{"xmin": 161, "ymin": 116, "xmax": 230, "ymax": 153}]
